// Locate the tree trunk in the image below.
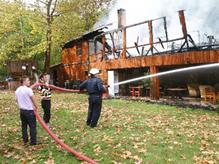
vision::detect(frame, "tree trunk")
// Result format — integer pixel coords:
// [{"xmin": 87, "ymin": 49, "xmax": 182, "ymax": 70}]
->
[
  {"xmin": 44, "ymin": 0, "xmax": 53, "ymax": 73},
  {"xmin": 44, "ymin": 22, "xmax": 52, "ymax": 73}
]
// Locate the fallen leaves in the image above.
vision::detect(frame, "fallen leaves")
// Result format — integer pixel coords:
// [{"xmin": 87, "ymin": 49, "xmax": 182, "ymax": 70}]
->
[
  {"xmin": 1, "ymin": 93, "xmax": 219, "ymax": 163},
  {"xmin": 20, "ymin": 158, "xmax": 27, "ymax": 164},
  {"xmin": 3, "ymin": 150, "xmax": 15, "ymax": 158},
  {"xmin": 131, "ymin": 155, "xmax": 143, "ymax": 164},
  {"xmin": 121, "ymin": 150, "xmax": 132, "ymax": 159},
  {"xmin": 12, "ymin": 143, "xmax": 24, "ymax": 150},
  {"xmin": 93, "ymin": 144, "xmax": 102, "ymax": 154},
  {"xmin": 193, "ymin": 155, "xmax": 217, "ymax": 164}
]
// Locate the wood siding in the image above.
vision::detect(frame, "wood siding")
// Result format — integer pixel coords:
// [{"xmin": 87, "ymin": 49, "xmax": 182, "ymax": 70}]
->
[
  {"xmin": 62, "ymin": 42, "xmax": 219, "ymax": 80},
  {"xmin": 61, "ymin": 40, "xmax": 219, "ymax": 98}
]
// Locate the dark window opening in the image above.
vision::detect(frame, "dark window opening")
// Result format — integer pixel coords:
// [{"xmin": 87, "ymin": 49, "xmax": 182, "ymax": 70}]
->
[
  {"xmin": 76, "ymin": 41, "xmax": 82, "ymax": 56},
  {"xmin": 89, "ymin": 40, "xmax": 95, "ymax": 55}
]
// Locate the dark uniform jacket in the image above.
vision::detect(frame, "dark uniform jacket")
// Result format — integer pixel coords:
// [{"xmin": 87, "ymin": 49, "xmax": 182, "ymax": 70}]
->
[{"xmin": 79, "ymin": 77, "xmax": 105, "ymax": 96}]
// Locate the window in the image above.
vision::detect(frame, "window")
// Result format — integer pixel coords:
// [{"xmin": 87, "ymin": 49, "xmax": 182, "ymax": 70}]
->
[
  {"xmin": 76, "ymin": 41, "xmax": 82, "ymax": 56},
  {"xmin": 95, "ymin": 40, "xmax": 103, "ymax": 54},
  {"xmin": 88, "ymin": 40, "xmax": 95, "ymax": 55}
]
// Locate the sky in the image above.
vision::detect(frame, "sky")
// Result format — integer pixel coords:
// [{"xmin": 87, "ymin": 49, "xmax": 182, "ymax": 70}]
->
[{"xmin": 95, "ymin": 0, "xmax": 219, "ymax": 44}]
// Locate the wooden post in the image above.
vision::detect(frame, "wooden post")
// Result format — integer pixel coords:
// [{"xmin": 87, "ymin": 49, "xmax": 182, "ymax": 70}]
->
[
  {"xmin": 163, "ymin": 17, "xmax": 168, "ymax": 41},
  {"xmin": 178, "ymin": 10, "xmax": 189, "ymax": 47},
  {"xmin": 101, "ymin": 35, "xmax": 106, "ymax": 61},
  {"xmin": 118, "ymin": 8, "xmax": 126, "ymax": 59},
  {"xmin": 148, "ymin": 20, "xmax": 153, "ymax": 54},
  {"xmin": 150, "ymin": 66, "xmax": 160, "ymax": 100},
  {"xmin": 121, "ymin": 28, "xmax": 127, "ymax": 59},
  {"xmin": 178, "ymin": 10, "xmax": 188, "ymax": 38}
]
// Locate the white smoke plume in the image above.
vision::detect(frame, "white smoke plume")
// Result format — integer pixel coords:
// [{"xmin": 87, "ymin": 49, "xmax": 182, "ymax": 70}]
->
[{"xmin": 95, "ymin": 0, "xmax": 219, "ymax": 44}]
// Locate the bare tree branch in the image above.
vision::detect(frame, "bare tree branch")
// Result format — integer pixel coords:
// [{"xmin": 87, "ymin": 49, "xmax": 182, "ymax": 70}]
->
[
  {"xmin": 36, "ymin": 0, "xmax": 47, "ymax": 19},
  {"xmin": 51, "ymin": 0, "xmax": 58, "ymax": 16}
]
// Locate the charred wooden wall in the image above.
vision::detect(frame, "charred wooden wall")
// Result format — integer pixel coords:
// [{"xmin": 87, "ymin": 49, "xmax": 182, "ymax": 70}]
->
[
  {"xmin": 61, "ymin": 42, "xmax": 219, "ymax": 82},
  {"xmin": 59, "ymin": 9, "xmax": 219, "ymax": 99},
  {"xmin": 90, "ymin": 49, "xmax": 219, "ymax": 82},
  {"xmin": 91, "ymin": 50, "xmax": 219, "ymax": 70}
]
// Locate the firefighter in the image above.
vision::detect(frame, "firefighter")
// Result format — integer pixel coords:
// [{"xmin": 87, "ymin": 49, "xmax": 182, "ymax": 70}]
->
[{"xmin": 79, "ymin": 68, "xmax": 106, "ymax": 128}]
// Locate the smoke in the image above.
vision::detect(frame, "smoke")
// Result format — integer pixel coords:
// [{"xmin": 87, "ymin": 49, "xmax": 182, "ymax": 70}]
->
[{"xmin": 95, "ymin": 0, "xmax": 219, "ymax": 43}]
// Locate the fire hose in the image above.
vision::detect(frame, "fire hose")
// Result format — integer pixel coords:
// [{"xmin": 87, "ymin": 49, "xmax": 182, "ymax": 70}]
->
[
  {"xmin": 31, "ymin": 83, "xmax": 81, "ymax": 93},
  {"xmin": 31, "ymin": 82, "xmax": 97, "ymax": 164}
]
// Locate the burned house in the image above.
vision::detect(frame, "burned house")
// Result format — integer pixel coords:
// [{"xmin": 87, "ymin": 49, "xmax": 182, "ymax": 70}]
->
[{"xmin": 51, "ymin": 9, "xmax": 219, "ymax": 100}]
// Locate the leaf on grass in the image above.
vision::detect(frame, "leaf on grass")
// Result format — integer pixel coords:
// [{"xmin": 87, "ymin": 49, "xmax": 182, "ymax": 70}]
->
[
  {"xmin": 201, "ymin": 150, "xmax": 214, "ymax": 156},
  {"xmin": 1, "ymin": 124, "xmax": 6, "ymax": 127},
  {"xmin": 166, "ymin": 158, "xmax": 173, "ymax": 162},
  {"xmin": 112, "ymin": 161, "xmax": 122, "ymax": 164},
  {"xmin": 168, "ymin": 146, "xmax": 173, "ymax": 150},
  {"xmin": 113, "ymin": 143, "xmax": 121, "ymax": 149},
  {"xmin": 180, "ymin": 155, "xmax": 186, "ymax": 160},
  {"xmin": 30, "ymin": 159, "xmax": 37, "ymax": 164},
  {"xmin": 193, "ymin": 155, "xmax": 200, "ymax": 163},
  {"xmin": 186, "ymin": 140, "xmax": 194, "ymax": 144},
  {"xmin": 44, "ymin": 158, "xmax": 54, "ymax": 164},
  {"xmin": 20, "ymin": 158, "xmax": 27, "ymax": 164},
  {"xmin": 165, "ymin": 128, "xmax": 174, "ymax": 135},
  {"xmin": 201, "ymin": 160, "xmax": 215, "ymax": 164},
  {"xmin": 4, "ymin": 152, "xmax": 14, "ymax": 158},
  {"xmin": 94, "ymin": 145, "xmax": 102, "ymax": 153},
  {"xmin": 121, "ymin": 151, "xmax": 132, "ymax": 159},
  {"xmin": 31, "ymin": 144, "xmax": 47, "ymax": 151},
  {"xmin": 137, "ymin": 148, "xmax": 147, "ymax": 153},
  {"xmin": 13, "ymin": 143, "xmax": 23, "ymax": 150},
  {"xmin": 27, "ymin": 156, "xmax": 34, "ymax": 161},
  {"xmin": 131, "ymin": 155, "xmax": 142, "ymax": 164},
  {"xmin": 13, "ymin": 154, "xmax": 20, "ymax": 160}
]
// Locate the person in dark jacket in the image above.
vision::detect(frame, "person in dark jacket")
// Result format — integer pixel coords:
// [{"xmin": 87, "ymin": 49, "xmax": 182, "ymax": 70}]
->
[{"xmin": 79, "ymin": 68, "xmax": 106, "ymax": 128}]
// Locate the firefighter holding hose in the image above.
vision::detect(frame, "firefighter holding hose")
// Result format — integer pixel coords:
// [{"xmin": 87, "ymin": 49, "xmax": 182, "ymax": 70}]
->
[{"xmin": 79, "ymin": 68, "xmax": 106, "ymax": 128}]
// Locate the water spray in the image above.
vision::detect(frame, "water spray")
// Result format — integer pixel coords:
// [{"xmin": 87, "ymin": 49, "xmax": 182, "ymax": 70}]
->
[{"xmin": 112, "ymin": 63, "xmax": 219, "ymax": 86}]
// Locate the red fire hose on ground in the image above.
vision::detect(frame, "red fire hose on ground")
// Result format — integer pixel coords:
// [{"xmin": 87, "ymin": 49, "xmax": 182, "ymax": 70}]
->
[
  {"xmin": 31, "ymin": 83, "xmax": 81, "ymax": 93},
  {"xmin": 31, "ymin": 83, "xmax": 97, "ymax": 164}
]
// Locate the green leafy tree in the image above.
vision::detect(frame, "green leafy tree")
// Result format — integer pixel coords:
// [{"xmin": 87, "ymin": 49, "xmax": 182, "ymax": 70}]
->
[
  {"xmin": 0, "ymin": 0, "xmax": 115, "ymax": 78},
  {"xmin": 35, "ymin": 0, "xmax": 114, "ymax": 70},
  {"xmin": 0, "ymin": 0, "xmax": 46, "ymax": 78}
]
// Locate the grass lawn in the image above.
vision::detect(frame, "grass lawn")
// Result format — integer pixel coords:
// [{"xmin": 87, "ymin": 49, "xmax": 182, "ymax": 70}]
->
[{"xmin": 0, "ymin": 92, "xmax": 219, "ymax": 163}]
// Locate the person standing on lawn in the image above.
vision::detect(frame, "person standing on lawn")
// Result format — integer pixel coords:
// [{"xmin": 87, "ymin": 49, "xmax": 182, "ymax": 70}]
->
[
  {"xmin": 38, "ymin": 73, "xmax": 52, "ymax": 125},
  {"xmin": 15, "ymin": 76, "xmax": 38, "ymax": 145},
  {"xmin": 79, "ymin": 68, "xmax": 106, "ymax": 128}
]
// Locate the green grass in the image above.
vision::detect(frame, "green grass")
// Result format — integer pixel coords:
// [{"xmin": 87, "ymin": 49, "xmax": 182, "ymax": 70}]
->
[{"xmin": 0, "ymin": 92, "xmax": 219, "ymax": 163}]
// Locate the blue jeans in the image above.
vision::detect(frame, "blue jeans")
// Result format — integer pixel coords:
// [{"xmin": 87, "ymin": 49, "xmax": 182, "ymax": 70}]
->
[{"xmin": 20, "ymin": 110, "xmax": 37, "ymax": 145}]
